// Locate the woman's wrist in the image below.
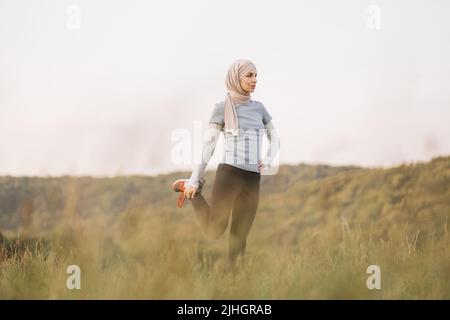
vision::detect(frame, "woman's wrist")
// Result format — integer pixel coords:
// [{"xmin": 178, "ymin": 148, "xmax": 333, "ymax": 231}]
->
[{"xmin": 187, "ymin": 180, "xmax": 199, "ymax": 188}]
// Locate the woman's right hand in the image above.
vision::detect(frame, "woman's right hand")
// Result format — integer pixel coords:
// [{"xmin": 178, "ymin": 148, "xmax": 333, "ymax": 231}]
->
[{"xmin": 184, "ymin": 185, "xmax": 198, "ymax": 200}]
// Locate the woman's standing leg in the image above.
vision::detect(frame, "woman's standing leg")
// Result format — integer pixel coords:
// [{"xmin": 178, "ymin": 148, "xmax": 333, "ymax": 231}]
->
[{"xmin": 228, "ymin": 174, "xmax": 261, "ymax": 264}]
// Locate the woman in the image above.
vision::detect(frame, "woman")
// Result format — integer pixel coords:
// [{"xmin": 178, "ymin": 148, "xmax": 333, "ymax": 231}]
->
[{"xmin": 172, "ymin": 59, "xmax": 280, "ymax": 265}]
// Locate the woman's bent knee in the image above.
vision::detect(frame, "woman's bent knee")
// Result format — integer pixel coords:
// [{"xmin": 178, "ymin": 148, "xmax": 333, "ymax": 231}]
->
[{"xmin": 205, "ymin": 222, "xmax": 228, "ymax": 240}]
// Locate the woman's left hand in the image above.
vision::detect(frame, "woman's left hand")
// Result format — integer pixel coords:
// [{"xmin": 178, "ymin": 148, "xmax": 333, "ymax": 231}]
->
[{"xmin": 258, "ymin": 160, "xmax": 265, "ymax": 173}]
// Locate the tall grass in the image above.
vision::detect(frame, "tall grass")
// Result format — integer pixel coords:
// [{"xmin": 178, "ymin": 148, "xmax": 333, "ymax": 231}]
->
[
  {"xmin": 1, "ymin": 209, "xmax": 449, "ymax": 299},
  {"xmin": 1, "ymin": 156, "xmax": 449, "ymax": 299}
]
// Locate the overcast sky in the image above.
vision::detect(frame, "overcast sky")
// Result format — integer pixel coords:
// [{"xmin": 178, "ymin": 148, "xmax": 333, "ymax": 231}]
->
[{"xmin": 1, "ymin": 0, "xmax": 449, "ymax": 177}]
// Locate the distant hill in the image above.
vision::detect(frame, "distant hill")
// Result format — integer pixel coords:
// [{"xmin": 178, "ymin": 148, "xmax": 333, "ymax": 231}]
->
[{"xmin": 0, "ymin": 156, "xmax": 449, "ymax": 242}]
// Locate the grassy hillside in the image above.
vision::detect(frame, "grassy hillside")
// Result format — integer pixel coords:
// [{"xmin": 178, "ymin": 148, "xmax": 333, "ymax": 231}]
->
[{"xmin": 0, "ymin": 156, "xmax": 449, "ymax": 299}]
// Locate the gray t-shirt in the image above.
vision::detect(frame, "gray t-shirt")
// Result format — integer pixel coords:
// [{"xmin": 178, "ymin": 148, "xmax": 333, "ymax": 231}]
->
[{"xmin": 209, "ymin": 99, "xmax": 272, "ymax": 173}]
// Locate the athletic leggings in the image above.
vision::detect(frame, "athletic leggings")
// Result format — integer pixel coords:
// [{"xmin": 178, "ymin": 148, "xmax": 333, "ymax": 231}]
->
[{"xmin": 190, "ymin": 163, "xmax": 261, "ymax": 263}]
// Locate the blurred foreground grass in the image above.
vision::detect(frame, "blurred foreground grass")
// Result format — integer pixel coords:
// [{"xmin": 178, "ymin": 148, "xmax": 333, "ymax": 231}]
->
[{"xmin": 0, "ymin": 156, "xmax": 449, "ymax": 299}]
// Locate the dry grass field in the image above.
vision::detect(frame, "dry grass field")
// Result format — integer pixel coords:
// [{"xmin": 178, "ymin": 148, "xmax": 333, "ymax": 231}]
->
[{"xmin": 1, "ymin": 156, "xmax": 449, "ymax": 299}]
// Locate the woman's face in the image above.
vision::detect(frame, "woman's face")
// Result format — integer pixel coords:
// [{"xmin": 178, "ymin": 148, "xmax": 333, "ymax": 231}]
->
[{"xmin": 240, "ymin": 71, "xmax": 257, "ymax": 93}]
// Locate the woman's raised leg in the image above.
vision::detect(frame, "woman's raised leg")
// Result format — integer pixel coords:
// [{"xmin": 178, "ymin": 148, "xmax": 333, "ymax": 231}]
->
[{"xmin": 190, "ymin": 165, "xmax": 241, "ymax": 239}]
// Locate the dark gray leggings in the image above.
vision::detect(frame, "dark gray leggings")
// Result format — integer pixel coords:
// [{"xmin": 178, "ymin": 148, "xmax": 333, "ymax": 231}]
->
[{"xmin": 190, "ymin": 163, "xmax": 261, "ymax": 263}]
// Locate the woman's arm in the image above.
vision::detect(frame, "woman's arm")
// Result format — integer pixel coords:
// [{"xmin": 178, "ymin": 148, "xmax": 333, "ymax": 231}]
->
[
  {"xmin": 262, "ymin": 121, "xmax": 281, "ymax": 168},
  {"xmin": 187, "ymin": 122, "xmax": 222, "ymax": 188}
]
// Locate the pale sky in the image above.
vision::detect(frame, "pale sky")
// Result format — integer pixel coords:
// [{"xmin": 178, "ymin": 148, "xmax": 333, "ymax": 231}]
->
[{"xmin": 1, "ymin": 0, "xmax": 449, "ymax": 176}]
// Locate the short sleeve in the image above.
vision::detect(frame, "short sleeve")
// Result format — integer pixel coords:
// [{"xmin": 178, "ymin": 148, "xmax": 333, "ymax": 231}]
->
[
  {"xmin": 261, "ymin": 103, "xmax": 272, "ymax": 125},
  {"xmin": 209, "ymin": 102, "xmax": 225, "ymax": 127}
]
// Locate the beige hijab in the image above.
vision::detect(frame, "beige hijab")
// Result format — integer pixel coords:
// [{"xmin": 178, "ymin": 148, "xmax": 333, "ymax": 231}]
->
[{"xmin": 224, "ymin": 59, "xmax": 257, "ymax": 136}]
